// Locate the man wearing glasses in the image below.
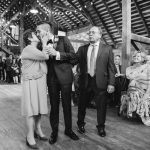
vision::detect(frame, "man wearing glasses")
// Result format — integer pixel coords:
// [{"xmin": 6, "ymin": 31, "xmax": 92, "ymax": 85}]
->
[
  {"xmin": 36, "ymin": 21, "xmax": 79, "ymax": 144},
  {"xmin": 76, "ymin": 26, "xmax": 115, "ymax": 137}
]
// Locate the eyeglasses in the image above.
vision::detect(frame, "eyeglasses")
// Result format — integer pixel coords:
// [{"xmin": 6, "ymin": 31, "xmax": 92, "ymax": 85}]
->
[{"xmin": 87, "ymin": 31, "xmax": 100, "ymax": 35}]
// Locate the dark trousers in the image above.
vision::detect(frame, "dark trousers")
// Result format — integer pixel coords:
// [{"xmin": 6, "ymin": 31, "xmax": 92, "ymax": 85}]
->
[
  {"xmin": 114, "ymin": 77, "xmax": 122, "ymax": 106},
  {"xmin": 77, "ymin": 75, "xmax": 108, "ymax": 128},
  {"xmin": 0, "ymin": 70, "xmax": 2, "ymax": 80},
  {"xmin": 48, "ymin": 83, "xmax": 72, "ymax": 134}
]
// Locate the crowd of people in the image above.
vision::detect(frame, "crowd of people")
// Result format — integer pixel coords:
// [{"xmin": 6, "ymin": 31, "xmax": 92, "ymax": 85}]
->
[{"xmin": 0, "ymin": 55, "xmax": 21, "ymax": 84}]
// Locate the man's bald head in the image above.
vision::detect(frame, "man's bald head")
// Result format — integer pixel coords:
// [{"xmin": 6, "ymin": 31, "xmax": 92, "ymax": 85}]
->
[{"xmin": 36, "ymin": 23, "xmax": 51, "ymax": 33}]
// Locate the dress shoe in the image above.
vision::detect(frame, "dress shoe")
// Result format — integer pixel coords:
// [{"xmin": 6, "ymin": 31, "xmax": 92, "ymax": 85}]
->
[
  {"xmin": 98, "ymin": 128, "xmax": 106, "ymax": 137},
  {"xmin": 49, "ymin": 133, "xmax": 58, "ymax": 144},
  {"xmin": 77, "ymin": 125, "xmax": 85, "ymax": 134},
  {"xmin": 64, "ymin": 130, "xmax": 79, "ymax": 140},
  {"xmin": 26, "ymin": 137, "xmax": 39, "ymax": 149},
  {"xmin": 34, "ymin": 132, "xmax": 48, "ymax": 141}
]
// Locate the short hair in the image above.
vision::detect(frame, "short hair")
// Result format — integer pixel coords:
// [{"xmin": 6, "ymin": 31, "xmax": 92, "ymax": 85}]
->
[
  {"xmin": 36, "ymin": 21, "xmax": 53, "ymax": 28},
  {"xmin": 90, "ymin": 26, "xmax": 103, "ymax": 35},
  {"xmin": 115, "ymin": 55, "xmax": 121, "ymax": 58},
  {"xmin": 132, "ymin": 51, "xmax": 146, "ymax": 63},
  {"xmin": 36, "ymin": 21, "xmax": 55, "ymax": 34},
  {"xmin": 23, "ymin": 29, "xmax": 33, "ymax": 46}
]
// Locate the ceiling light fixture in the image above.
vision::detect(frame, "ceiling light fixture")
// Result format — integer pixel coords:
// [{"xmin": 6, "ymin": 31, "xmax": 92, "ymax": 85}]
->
[{"xmin": 30, "ymin": 8, "xmax": 38, "ymax": 14}]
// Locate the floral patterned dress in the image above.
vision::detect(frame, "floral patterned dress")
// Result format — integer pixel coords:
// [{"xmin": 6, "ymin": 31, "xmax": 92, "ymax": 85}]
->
[{"xmin": 120, "ymin": 63, "xmax": 150, "ymax": 126}]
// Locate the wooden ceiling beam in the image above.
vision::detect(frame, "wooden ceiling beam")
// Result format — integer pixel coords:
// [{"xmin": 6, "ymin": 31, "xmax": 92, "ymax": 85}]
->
[
  {"xmin": 1, "ymin": 0, "xmax": 18, "ymax": 18},
  {"xmin": 66, "ymin": 0, "xmax": 88, "ymax": 23},
  {"xmin": 102, "ymin": 0, "xmax": 121, "ymax": 36},
  {"xmin": 77, "ymin": 0, "xmax": 108, "ymax": 45},
  {"xmin": 57, "ymin": 0, "xmax": 77, "ymax": 28},
  {"xmin": 92, "ymin": 1, "xmax": 116, "ymax": 45},
  {"xmin": 131, "ymin": 33, "xmax": 150, "ymax": 45},
  {"xmin": 3, "ymin": 12, "xmax": 20, "ymax": 31},
  {"xmin": 54, "ymin": 13, "xmax": 72, "ymax": 29},
  {"xmin": 53, "ymin": 4, "xmax": 75, "ymax": 12},
  {"xmin": 132, "ymin": 0, "xmax": 150, "ymax": 37},
  {"xmin": 115, "ymin": 0, "xmax": 136, "ymax": 33},
  {"xmin": 76, "ymin": 0, "xmax": 94, "ymax": 25}
]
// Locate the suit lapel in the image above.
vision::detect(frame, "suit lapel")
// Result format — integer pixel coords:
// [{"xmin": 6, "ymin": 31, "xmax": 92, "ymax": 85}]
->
[
  {"xmin": 84, "ymin": 44, "xmax": 90, "ymax": 64},
  {"xmin": 97, "ymin": 41, "xmax": 103, "ymax": 58}
]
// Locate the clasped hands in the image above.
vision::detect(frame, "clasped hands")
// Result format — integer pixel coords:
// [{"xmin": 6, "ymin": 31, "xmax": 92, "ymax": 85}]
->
[
  {"xmin": 43, "ymin": 45, "xmax": 57, "ymax": 57},
  {"xmin": 41, "ymin": 32, "xmax": 57, "ymax": 57}
]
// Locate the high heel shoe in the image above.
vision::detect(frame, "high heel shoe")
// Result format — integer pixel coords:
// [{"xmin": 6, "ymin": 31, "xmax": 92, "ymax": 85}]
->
[
  {"xmin": 26, "ymin": 137, "xmax": 39, "ymax": 149},
  {"xmin": 34, "ymin": 132, "xmax": 48, "ymax": 141}
]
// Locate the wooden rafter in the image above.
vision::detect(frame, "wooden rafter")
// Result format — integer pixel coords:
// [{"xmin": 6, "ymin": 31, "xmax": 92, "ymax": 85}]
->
[
  {"xmin": 77, "ymin": 0, "xmax": 108, "ymax": 45},
  {"xmin": 131, "ymin": 40, "xmax": 139, "ymax": 51},
  {"xmin": 3, "ymin": 12, "xmax": 20, "ymax": 31},
  {"xmin": 67, "ymin": 0, "xmax": 89, "ymax": 20},
  {"xmin": 54, "ymin": 13, "xmax": 72, "ymax": 29},
  {"xmin": 102, "ymin": 0, "xmax": 121, "ymax": 35},
  {"xmin": 76, "ymin": 0, "xmax": 94, "ymax": 25},
  {"xmin": 133, "ymin": 0, "xmax": 150, "ymax": 37},
  {"xmin": 131, "ymin": 33, "xmax": 150, "ymax": 45},
  {"xmin": 92, "ymin": 1, "xmax": 116, "ymax": 45},
  {"xmin": 116, "ymin": 0, "xmax": 142, "ymax": 51},
  {"xmin": 54, "ymin": 4, "xmax": 75, "ymax": 12},
  {"xmin": 1, "ymin": 0, "xmax": 18, "ymax": 17},
  {"xmin": 57, "ymin": 0, "xmax": 77, "ymax": 27}
]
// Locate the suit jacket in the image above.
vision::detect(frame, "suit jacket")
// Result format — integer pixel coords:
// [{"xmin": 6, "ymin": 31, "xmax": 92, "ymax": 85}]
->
[
  {"xmin": 47, "ymin": 36, "xmax": 76, "ymax": 85},
  {"xmin": 76, "ymin": 41, "xmax": 115, "ymax": 90}
]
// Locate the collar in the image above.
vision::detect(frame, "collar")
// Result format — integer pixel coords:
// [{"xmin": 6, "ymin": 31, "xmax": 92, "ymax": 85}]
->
[{"xmin": 90, "ymin": 40, "xmax": 100, "ymax": 47}]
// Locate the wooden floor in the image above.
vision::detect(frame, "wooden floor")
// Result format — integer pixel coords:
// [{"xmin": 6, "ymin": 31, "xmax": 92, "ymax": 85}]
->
[{"xmin": 0, "ymin": 82, "xmax": 150, "ymax": 150}]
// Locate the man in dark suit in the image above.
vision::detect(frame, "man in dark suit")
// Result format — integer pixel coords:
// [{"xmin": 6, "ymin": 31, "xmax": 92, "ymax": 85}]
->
[
  {"xmin": 36, "ymin": 22, "xmax": 79, "ymax": 144},
  {"xmin": 76, "ymin": 26, "xmax": 115, "ymax": 137},
  {"xmin": 114, "ymin": 55, "xmax": 123, "ymax": 107}
]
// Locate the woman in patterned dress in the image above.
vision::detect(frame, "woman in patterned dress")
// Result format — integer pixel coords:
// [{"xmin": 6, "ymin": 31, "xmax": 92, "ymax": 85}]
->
[{"xmin": 120, "ymin": 51, "xmax": 150, "ymax": 126}]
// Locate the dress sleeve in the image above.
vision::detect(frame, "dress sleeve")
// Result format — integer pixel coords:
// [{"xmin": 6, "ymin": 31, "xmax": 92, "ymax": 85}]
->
[
  {"xmin": 126, "ymin": 66, "xmax": 137, "ymax": 80},
  {"xmin": 21, "ymin": 45, "xmax": 49, "ymax": 60}
]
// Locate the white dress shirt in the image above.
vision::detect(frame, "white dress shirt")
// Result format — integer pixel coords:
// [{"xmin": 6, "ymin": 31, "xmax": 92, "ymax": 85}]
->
[{"xmin": 87, "ymin": 40, "xmax": 100, "ymax": 75}]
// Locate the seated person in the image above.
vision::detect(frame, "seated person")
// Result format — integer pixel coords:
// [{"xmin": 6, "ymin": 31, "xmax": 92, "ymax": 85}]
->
[
  {"xmin": 120, "ymin": 51, "xmax": 150, "ymax": 126},
  {"xmin": 114, "ymin": 55, "xmax": 124, "ymax": 107}
]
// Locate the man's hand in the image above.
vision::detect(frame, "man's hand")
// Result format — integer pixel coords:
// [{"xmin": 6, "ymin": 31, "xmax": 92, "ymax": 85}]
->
[
  {"xmin": 107, "ymin": 85, "xmax": 115, "ymax": 93},
  {"xmin": 48, "ymin": 47, "xmax": 57, "ymax": 56},
  {"xmin": 115, "ymin": 73, "xmax": 125, "ymax": 77}
]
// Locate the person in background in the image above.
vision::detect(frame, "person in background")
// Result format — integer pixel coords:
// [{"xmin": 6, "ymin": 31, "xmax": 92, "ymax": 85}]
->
[
  {"xmin": 11, "ymin": 58, "xmax": 19, "ymax": 84},
  {"xmin": 113, "ymin": 55, "xmax": 125, "ymax": 107},
  {"xmin": 2, "ymin": 58, "xmax": 6, "ymax": 81},
  {"xmin": 21, "ymin": 29, "xmax": 49, "ymax": 149},
  {"xmin": 36, "ymin": 21, "xmax": 79, "ymax": 144},
  {"xmin": 6, "ymin": 54, "xmax": 13, "ymax": 83},
  {"xmin": 76, "ymin": 26, "xmax": 115, "ymax": 137},
  {"xmin": 0, "ymin": 57, "xmax": 4, "ymax": 81},
  {"xmin": 120, "ymin": 51, "xmax": 150, "ymax": 126}
]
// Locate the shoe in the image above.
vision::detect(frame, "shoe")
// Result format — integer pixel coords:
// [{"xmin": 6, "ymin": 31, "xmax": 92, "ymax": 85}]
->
[
  {"xmin": 64, "ymin": 130, "xmax": 79, "ymax": 140},
  {"xmin": 49, "ymin": 133, "xmax": 58, "ymax": 144},
  {"xmin": 77, "ymin": 125, "xmax": 85, "ymax": 134},
  {"xmin": 98, "ymin": 128, "xmax": 106, "ymax": 137},
  {"xmin": 34, "ymin": 132, "xmax": 48, "ymax": 141},
  {"xmin": 26, "ymin": 137, "xmax": 39, "ymax": 149}
]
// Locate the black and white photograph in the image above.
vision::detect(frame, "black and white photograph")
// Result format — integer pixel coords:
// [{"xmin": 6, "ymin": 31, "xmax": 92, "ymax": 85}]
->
[{"xmin": 0, "ymin": 0, "xmax": 150, "ymax": 149}]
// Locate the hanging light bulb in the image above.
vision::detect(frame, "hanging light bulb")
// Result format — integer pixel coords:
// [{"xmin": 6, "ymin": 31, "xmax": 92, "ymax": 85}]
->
[
  {"xmin": 10, "ymin": 24, "xmax": 16, "ymax": 28},
  {"xmin": 30, "ymin": 8, "xmax": 38, "ymax": 14}
]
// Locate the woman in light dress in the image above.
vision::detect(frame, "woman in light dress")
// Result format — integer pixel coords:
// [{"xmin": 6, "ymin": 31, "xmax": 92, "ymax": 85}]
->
[
  {"xmin": 120, "ymin": 51, "xmax": 150, "ymax": 126},
  {"xmin": 21, "ymin": 29, "xmax": 49, "ymax": 149}
]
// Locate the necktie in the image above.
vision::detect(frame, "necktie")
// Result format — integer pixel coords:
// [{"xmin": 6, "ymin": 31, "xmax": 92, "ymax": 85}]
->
[
  {"xmin": 116, "ymin": 65, "xmax": 120, "ymax": 74},
  {"xmin": 89, "ymin": 45, "xmax": 95, "ymax": 77}
]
